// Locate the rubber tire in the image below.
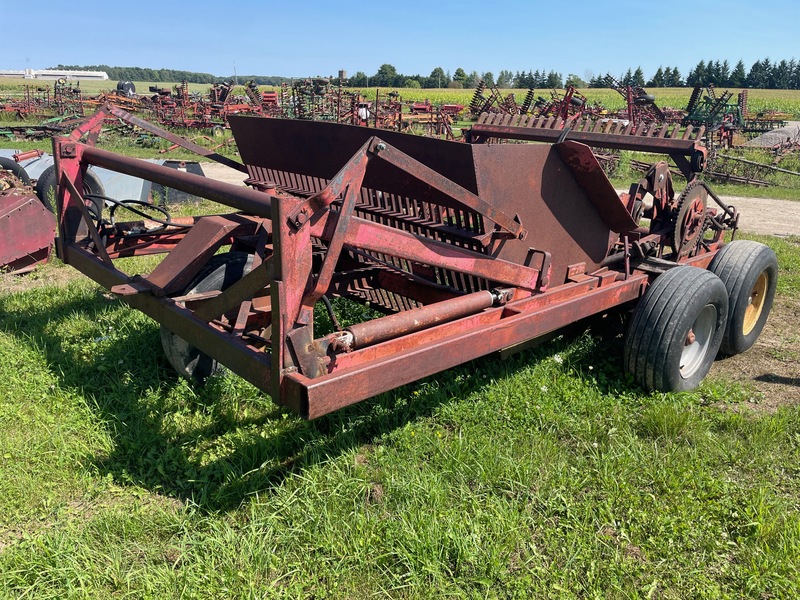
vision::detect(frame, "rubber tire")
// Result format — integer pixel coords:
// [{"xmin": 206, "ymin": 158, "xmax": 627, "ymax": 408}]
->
[
  {"xmin": 35, "ymin": 165, "xmax": 105, "ymax": 217},
  {"xmin": 160, "ymin": 252, "xmax": 254, "ymax": 382},
  {"xmin": 690, "ymin": 150, "xmax": 705, "ymax": 173},
  {"xmin": 624, "ymin": 266, "xmax": 728, "ymax": 392},
  {"xmin": 708, "ymin": 241, "xmax": 778, "ymax": 356},
  {"xmin": 0, "ymin": 157, "xmax": 31, "ymax": 185}
]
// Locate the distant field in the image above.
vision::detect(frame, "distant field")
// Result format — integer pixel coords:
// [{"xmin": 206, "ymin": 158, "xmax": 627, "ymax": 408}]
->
[{"xmin": 2, "ymin": 77, "xmax": 800, "ymax": 116}]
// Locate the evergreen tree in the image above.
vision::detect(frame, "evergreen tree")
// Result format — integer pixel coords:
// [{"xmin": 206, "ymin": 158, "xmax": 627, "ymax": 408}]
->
[
  {"xmin": 772, "ymin": 59, "xmax": 790, "ymax": 89},
  {"xmin": 706, "ymin": 60, "xmax": 720, "ymax": 85},
  {"xmin": 668, "ymin": 66, "xmax": 683, "ymax": 87},
  {"xmin": 648, "ymin": 66, "xmax": 665, "ymax": 87},
  {"xmin": 730, "ymin": 60, "xmax": 746, "ymax": 87},
  {"xmin": 545, "ymin": 70, "xmax": 563, "ymax": 89},
  {"xmin": 686, "ymin": 60, "xmax": 706, "ymax": 86},
  {"xmin": 720, "ymin": 60, "xmax": 731, "ymax": 86},
  {"xmin": 632, "ymin": 66, "xmax": 645, "ymax": 87},
  {"xmin": 588, "ymin": 74, "xmax": 605, "ymax": 88},
  {"xmin": 789, "ymin": 59, "xmax": 799, "ymax": 90},
  {"xmin": 622, "ymin": 68, "xmax": 633, "ymax": 85},
  {"xmin": 746, "ymin": 60, "xmax": 769, "ymax": 88}
]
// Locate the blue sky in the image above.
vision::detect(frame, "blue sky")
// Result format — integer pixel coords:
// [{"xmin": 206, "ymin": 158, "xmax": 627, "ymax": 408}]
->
[{"xmin": 5, "ymin": 0, "xmax": 798, "ymax": 81}]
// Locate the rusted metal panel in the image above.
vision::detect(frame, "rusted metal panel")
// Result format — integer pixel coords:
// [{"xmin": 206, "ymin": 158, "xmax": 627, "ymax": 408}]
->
[{"xmin": 0, "ymin": 194, "xmax": 56, "ymax": 272}]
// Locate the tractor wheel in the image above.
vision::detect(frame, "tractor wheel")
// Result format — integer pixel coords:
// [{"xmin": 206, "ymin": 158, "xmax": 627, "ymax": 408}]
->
[
  {"xmin": 160, "ymin": 252, "xmax": 254, "ymax": 382},
  {"xmin": 624, "ymin": 266, "xmax": 728, "ymax": 392},
  {"xmin": 0, "ymin": 157, "xmax": 31, "ymax": 185},
  {"xmin": 35, "ymin": 165, "xmax": 105, "ymax": 218},
  {"xmin": 708, "ymin": 241, "xmax": 777, "ymax": 356}
]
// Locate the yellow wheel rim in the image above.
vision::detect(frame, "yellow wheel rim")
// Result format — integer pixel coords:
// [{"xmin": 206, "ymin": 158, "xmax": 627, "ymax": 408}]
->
[{"xmin": 742, "ymin": 272, "xmax": 768, "ymax": 335}]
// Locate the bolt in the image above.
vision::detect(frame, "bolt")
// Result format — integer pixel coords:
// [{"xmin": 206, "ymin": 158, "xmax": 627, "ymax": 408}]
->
[{"xmin": 375, "ymin": 142, "xmax": 386, "ymax": 152}]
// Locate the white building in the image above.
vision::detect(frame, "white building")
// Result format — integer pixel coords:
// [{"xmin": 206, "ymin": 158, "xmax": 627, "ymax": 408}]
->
[{"xmin": 0, "ymin": 69, "xmax": 109, "ymax": 81}]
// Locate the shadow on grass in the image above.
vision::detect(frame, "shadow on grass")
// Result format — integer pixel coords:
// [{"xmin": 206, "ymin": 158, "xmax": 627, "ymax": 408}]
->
[{"xmin": 0, "ymin": 286, "xmax": 617, "ymax": 513}]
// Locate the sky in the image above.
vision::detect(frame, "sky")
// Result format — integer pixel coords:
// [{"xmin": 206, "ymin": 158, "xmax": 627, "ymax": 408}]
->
[{"xmin": 5, "ymin": 0, "xmax": 799, "ymax": 82}]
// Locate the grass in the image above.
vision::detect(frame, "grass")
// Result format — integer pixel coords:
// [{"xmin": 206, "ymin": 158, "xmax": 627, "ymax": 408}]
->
[{"xmin": 0, "ymin": 235, "xmax": 799, "ymax": 597}]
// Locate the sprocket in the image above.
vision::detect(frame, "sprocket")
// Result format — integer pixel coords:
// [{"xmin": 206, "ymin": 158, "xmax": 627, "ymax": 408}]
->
[{"xmin": 672, "ymin": 181, "xmax": 708, "ymax": 258}]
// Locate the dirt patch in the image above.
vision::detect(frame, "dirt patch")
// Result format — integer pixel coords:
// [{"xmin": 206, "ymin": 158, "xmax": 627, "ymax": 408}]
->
[
  {"xmin": 709, "ymin": 295, "xmax": 800, "ymax": 413},
  {"xmin": 0, "ymin": 262, "xmax": 84, "ymax": 296}
]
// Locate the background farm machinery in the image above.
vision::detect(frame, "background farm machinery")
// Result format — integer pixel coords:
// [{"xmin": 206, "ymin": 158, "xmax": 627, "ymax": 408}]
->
[
  {"xmin": 683, "ymin": 85, "xmax": 790, "ymax": 147},
  {"xmin": 29, "ymin": 103, "xmax": 775, "ymax": 421}
]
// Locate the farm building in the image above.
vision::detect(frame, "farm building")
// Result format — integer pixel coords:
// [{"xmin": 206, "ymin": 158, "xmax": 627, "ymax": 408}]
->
[{"xmin": 0, "ymin": 69, "xmax": 108, "ymax": 81}]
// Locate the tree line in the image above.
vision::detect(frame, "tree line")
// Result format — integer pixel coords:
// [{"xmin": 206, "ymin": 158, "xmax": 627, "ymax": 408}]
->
[
  {"xmin": 49, "ymin": 65, "xmax": 291, "ymax": 86},
  {"xmin": 52, "ymin": 58, "xmax": 800, "ymax": 90}
]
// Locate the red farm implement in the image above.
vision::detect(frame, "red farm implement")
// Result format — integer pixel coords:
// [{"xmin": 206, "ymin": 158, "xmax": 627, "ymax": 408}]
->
[
  {"xmin": 48, "ymin": 106, "xmax": 776, "ymax": 419},
  {"xmin": 0, "ymin": 156, "xmax": 56, "ymax": 273}
]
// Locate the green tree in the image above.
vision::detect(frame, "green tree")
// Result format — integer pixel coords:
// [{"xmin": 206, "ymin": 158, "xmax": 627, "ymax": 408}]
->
[
  {"xmin": 720, "ymin": 60, "xmax": 731, "ymax": 86},
  {"xmin": 545, "ymin": 70, "xmax": 563, "ymax": 89},
  {"xmin": 622, "ymin": 68, "xmax": 633, "ymax": 85},
  {"xmin": 426, "ymin": 67, "xmax": 448, "ymax": 88},
  {"xmin": 373, "ymin": 64, "xmax": 398, "ymax": 87},
  {"xmin": 730, "ymin": 60, "xmax": 747, "ymax": 87},
  {"xmin": 686, "ymin": 60, "xmax": 706, "ymax": 86},
  {"xmin": 666, "ymin": 66, "xmax": 683, "ymax": 87},
  {"xmin": 632, "ymin": 67, "xmax": 645, "ymax": 87},
  {"xmin": 648, "ymin": 66, "xmax": 665, "ymax": 87},
  {"xmin": 747, "ymin": 59, "xmax": 770, "ymax": 88},
  {"xmin": 349, "ymin": 71, "xmax": 368, "ymax": 87},
  {"xmin": 565, "ymin": 73, "xmax": 586, "ymax": 88},
  {"xmin": 496, "ymin": 70, "xmax": 513, "ymax": 88}
]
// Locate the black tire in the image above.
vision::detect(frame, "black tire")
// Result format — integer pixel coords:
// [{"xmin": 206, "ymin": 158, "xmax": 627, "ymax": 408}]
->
[
  {"xmin": 708, "ymin": 241, "xmax": 777, "ymax": 356},
  {"xmin": 116, "ymin": 80, "xmax": 136, "ymax": 97},
  {"xmin": 0, "ymin": 157, "xmax": 31, "ymax": 185},
  {"xmin": 35, "ymin": 165, "xmax": 105, "ymax": 217},
  {"xmin": 160, "ymin": 252, "xmax": 254, "ymax": 382},
  {"xmin": 690, "ymin": 150, "xmax": 705, "ymax": 173},
  {"xmin": 624, "ymin": 266, "xmax": 728, "ymax": 392}
]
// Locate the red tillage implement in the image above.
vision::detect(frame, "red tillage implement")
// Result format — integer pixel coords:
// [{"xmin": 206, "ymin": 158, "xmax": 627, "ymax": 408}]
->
[
  {"xmin": 0, "ymin": 158, "xmax": 56, "ymax": 273},
  {"xmin": 51, "ymin": 107, "xmax": 776, "ymax": 419}
]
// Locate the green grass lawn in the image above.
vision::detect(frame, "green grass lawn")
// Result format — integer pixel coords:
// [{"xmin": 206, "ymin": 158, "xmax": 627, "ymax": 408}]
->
[{"xmin": 0, "ymin": 234, "xmax": 799, "ymax": 598}]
